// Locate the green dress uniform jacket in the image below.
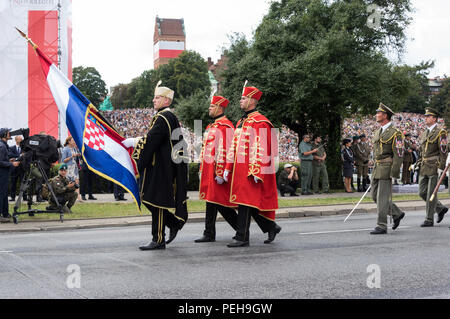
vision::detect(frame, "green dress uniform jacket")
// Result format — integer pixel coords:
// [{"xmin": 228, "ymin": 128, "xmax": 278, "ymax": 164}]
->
[
  {"xmin": 415, "ymin": 125, "xmax": 448, "ymax": 223},
  {"xmin": 371, "ymin": 125, "xmax": 404, "ymax": 180},
  {"xmin": 416, "ymin": 126, "xmax": 447, "ymax": 177}
]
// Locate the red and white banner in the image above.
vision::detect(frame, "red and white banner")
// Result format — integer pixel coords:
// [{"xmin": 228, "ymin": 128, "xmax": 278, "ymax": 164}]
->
[
  {"xmin": 0, "ymin": 0, "xmax": 72, "ymax": 143},
  {"xmin": 154, "ymin": 40, "xmax": 185, "ymax": 59}
]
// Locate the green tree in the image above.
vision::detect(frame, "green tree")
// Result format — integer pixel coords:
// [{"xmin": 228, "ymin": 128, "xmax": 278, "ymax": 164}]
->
[
  {"xmin": 221, "ymin": 0, "xmax": 414, "ymax": 188},
  {"xmin": 394, "ymin": 61, "xmax": 434, "ymax": 113},
  {"xmin": 174, "ymin": 91, "xmax": 211, "ymax": 131},
  {"xmin": 157, "ymin": 50, "xmax": 210, "ymax": 99},
  {"xmin": 431, "ymin": 77, "xmax": 450, "ymax": 126},
  {"xmin": 72, "ymin": 66, "xmax": 108, "ymax": 107}
]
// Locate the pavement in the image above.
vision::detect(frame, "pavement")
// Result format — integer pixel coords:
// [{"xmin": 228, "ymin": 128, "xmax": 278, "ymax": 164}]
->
[
  {"xmin": 1, "ymin": 187, "xmax": 449, "ymax": 234},
  {"xmin": 0, "ymin": 210, "xmax": 449, "ymax": 298}
]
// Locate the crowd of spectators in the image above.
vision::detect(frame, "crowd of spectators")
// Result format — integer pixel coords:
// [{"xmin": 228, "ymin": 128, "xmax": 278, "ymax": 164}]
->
[
  {"xmin": 342, "ymin": 113, "xmax": 446, "ymax": 151},
  {"xmin": 103, "ymin": 108, "xmax": 446, "ymax": 163}
]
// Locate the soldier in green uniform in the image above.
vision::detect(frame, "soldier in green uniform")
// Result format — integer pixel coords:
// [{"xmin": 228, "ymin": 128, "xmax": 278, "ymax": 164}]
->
[
  {"xmin": 299, "ymin": 134, "xmax": 318, "ymax": 195},
  {"xmin": 370, "ymin": 103, "xmax": 405, "ymax": 235},
  {"xmin": 413, "ymin": 107, "xmax": 448, "ymax": 227},
  {"xmin": 352, "ymin": 135, "xmax": 368, "ymax": 192},
  {"xmin": 358, "ymin": 134, "xmax": 371, "ymax": 191},
  {"xmin": 47, "ymin": 164, "xmax": 77, "ymax": 214},
  {"xmin": 312, "ymin": 134, "xmax": 329, "ymax": 194},
  {"xmin": 402, "ymin": 133, "xmax": 414, "ymax": 185}
]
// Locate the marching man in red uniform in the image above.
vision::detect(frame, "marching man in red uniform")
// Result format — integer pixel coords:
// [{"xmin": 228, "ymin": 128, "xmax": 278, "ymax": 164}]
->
[
  {"xmin": 224, "ymin": 85, "xmax": 281, "ymax": 247},
  {"xmin": 196, "ymin": 96, "xmax": 238, "ymax": 242}
]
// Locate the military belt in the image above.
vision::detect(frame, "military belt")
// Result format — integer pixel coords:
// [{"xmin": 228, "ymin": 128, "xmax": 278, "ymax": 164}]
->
[
  {"xmin": 375, "ymin": 157, "xmax": 393, "ymax": 164},
  {"xmin": 423, "ymin": 156, "xmax": 439, "ymax": 162}
]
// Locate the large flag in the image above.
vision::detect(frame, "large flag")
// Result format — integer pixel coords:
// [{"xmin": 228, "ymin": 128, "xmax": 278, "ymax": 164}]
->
[{"xmin": 18, "ymin": 30, "xmax": 141, "ymax": 210}]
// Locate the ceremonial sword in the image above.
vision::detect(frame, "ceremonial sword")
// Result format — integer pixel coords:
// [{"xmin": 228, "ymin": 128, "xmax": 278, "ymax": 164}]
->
[
  {"xmin": 344, "ymin": 184, "xmax": 372, "ymax": 222},
  {"xmin": 430, "ymin": 164, "xmax": 450, "ymax": 202}
]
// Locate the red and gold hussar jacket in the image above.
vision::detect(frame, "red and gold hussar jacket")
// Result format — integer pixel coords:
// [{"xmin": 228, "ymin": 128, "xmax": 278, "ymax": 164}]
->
[
  {"xmin": 224, "ymin": 110, "xmax": 279, "ymax": 220},
  {"xmin": 199, "ymin": 115, "xmax": 236, "ymax": 208}
]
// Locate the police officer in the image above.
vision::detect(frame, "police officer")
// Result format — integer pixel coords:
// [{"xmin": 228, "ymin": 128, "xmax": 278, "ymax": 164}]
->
[
  {"xmin": 414, "ymin": 107, "xmax": 448, "ymax": 227},
  {"xmin": 47, "ymin": 164, "xmax": 78, "ymax": 214},
  {"xmin": 312, "ymin": 134, "xmax": 329, "ymax": 194},
  {"xmin": 402, "ymin": 133, "xmax": 414, "ymax": 185},
  {"xmin": 299, "ymin": 134, "xmax": 317, "ymax": 195},
  {"xmin": 0, "ymin": 128, "xmax": 20, "ymax": 222},
  {"xmin": 370, "ymin": 103, "xmax": 405, "ymax": 235}
]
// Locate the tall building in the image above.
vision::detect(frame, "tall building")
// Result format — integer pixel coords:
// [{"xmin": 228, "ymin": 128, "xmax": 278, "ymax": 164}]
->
[
  {"xmin": 154, "ymin": 16, "xmax": 186, "ymax": 69},
  {"xmin": 0, "ymin": 0, "xmax": 72, "ymax": 142}
]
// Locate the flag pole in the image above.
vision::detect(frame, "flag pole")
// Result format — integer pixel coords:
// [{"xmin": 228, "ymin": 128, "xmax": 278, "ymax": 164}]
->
[{"xmin": 15, "ymin": 27, "xmax": 38, "ymax": 50}]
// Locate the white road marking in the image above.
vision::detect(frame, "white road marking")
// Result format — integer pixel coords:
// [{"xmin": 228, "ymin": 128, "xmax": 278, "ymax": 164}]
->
[
  {"xmin": 0, "ymin": 251, "xmax": 13, "ymax": 253},
  {"xmin": 299, "ymin": 226, "xmax": 412, "ymax": 235}
]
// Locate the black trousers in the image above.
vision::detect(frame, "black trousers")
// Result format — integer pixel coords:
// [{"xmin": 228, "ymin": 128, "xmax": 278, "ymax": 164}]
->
[
  {"xmin": 145, "ymin": 203, "xmax": 180, "ymax": 244},
  {"xmin": 9, "ymin": 167, "xmax": 24, "ymax": 199},
  {"xmin": 114, "ymin": 184, "xmax": 124, "ymax": 199},
  {"xmin": 235, "ymin": 205, "xmax": 276, "ymax": 242},
  {"xmin": 203, "ymin": 202, "xmax": 238, "ymax": 239},
  {"xmin": 279, "ymin": 180, "xmax": 299, "ymax": 195},
  {"xmin": 80, "ymin": 169, "xmax": 94, "ymax": 197},
  {"xmin": 0, "ymin": 169, "xmax": 10, "ymax": 217}
]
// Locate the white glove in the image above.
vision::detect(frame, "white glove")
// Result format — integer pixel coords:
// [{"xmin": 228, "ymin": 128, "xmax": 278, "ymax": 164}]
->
[
  {"xmin": 215, "ymin": 176, "xmax": 224, "ymax": 184},
  {"xmin": 446, "ymin": 153, "xmax": 450, "ymax": 166},
  {"xmin": 438, "ymin": 169, "xmax": 443, "ymax": 176},
  {"xmin": 223, "ymin": 170, "xmax": 230, "ymax": 182},
  {"xmin": 198, "ymin": 172, "xmax": 201, "ymax": 180},
  {"xmin": 409, "ymin": 164, "xmax": 415, "ymax": 172},
  {"xmin": 122, "ymin": 138, "xmax": 138, "ymax": 148},
  {"xmin": 254, "ymin": 176, "xmax": 259, "ymax": 184}
]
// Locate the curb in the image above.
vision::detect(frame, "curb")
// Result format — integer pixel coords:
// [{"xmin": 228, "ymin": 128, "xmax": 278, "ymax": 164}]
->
[{"xmin": 1, "ymin": 200, "xmax": 443, "ymax": 234}]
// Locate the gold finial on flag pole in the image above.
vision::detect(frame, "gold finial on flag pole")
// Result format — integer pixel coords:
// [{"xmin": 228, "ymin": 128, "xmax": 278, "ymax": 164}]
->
[{"xmin": 15, "ymin": 27, "xmax": 38, "ymax": 50}]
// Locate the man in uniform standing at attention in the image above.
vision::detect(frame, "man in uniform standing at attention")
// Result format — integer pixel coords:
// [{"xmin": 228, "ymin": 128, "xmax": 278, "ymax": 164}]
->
[
  {"xmin": 370, "ymin": 103, "xmax": 406, "ymax": 235},
  {"xmin": 223, "ymin": 85, "xmax": 281, "ymax": 247},
  {"xmin": 123, "ymin": 81, "xmax": 188, "ymax": 250},
  {"xmin": 312, "ymin": 134, "xmax": 329, "ymax": 194},
  {"xmin": 414, "ymin": 107, "xmax": 448, "ymax": 227},
  {"xmin": 299, "ymin": 134, "xmax": 317, "ymax": 195},
  {"xmin": 402, "ymin": 132, "xmax": 414, "ymax": 185},
  {"xmin": 195, "ymin": 95, "xmax": 238, "ymax": 243},
  {"xmin": 353, "ymin": 135, "xmax": 371, "ymax": 192}
]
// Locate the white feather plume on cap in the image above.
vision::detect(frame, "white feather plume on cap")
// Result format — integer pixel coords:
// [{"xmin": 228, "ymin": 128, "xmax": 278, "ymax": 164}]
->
[{"xmin": 154, "ymin": 80, "xmax": 174, "ymax": 100}]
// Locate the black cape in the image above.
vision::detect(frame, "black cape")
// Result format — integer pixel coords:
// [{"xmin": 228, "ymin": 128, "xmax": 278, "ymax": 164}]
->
[{"xmin": 134, "ymin": 107, "xmax": 189, "ymax": 228}]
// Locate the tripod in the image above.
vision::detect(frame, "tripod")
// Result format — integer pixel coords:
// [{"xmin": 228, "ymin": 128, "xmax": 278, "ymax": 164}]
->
[{"xmin": 13, "ymin": 160, "xmax": 64, "ymax": 224}]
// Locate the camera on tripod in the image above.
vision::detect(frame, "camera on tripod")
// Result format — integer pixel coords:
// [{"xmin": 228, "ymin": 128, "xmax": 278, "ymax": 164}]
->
[{"xmin": 10, "ymin": 129, "xmax": 66, "ymax": 224}]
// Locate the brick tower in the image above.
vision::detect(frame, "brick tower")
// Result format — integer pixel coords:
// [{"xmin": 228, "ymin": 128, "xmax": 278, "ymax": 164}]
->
[{"xmin": 154, "ymin": 16, "xmax": 186, "ymax": 69}]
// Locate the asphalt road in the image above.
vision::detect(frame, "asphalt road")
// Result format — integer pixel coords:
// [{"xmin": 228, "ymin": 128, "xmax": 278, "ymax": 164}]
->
[{"xmin": 0, "ymin": 211, "xmax": 449, "ymax": 299}]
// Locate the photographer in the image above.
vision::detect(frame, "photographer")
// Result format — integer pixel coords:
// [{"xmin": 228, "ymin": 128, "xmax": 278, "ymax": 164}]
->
[
  {"xmin": 47, "ymin": 164, "xmax": 77, "ymax": 214},
  {"xmin": 0, "ymin": 128, "xmax": 20, "ymax": 222},
  {"xmin": 277, "ymin": 164, "xmax": 299, "ymax": 196},
  {"xmin": 61, "ymin": 136, "xmax": 82, "ymax": 201}
]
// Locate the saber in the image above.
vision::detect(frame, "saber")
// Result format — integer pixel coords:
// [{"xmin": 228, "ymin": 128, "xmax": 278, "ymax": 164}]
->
[
  {"xmin": 429, "ymin": 164, "xmax": 450, "ymax": 202},
  {"xmin": 344, "ymin": 184, "xmax": 371, "ymax": 222}
]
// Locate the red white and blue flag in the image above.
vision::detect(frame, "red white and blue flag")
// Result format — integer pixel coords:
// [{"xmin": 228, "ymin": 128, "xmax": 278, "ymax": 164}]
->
[{"xmin": 33, "ymin": 46, "xmax": 141, "ymax": 210}]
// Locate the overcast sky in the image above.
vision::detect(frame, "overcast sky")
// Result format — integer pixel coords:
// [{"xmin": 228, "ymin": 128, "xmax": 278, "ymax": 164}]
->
[{"xmin": 72, "ymin": 0, "xmax": 450, "ymax": 90}]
